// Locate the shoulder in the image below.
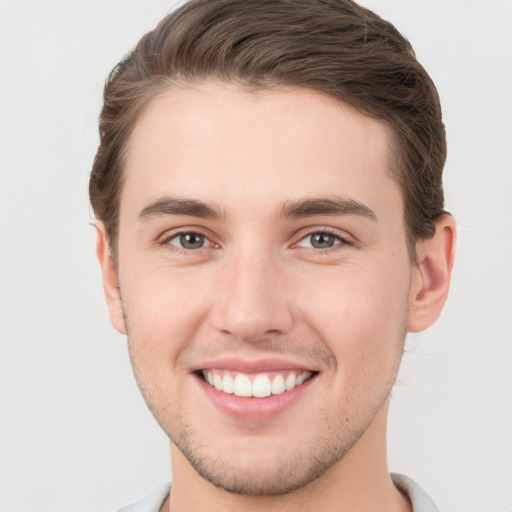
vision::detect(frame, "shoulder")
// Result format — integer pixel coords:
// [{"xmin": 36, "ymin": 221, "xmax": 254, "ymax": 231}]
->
[
  {"xmin": 391, "ymin": 473, "xmax": 439, "ymax": 512},
  {"xmin": 115, "ymin": 483, "xmax": 171, "ymax": 512},
  {"xmin": 115, "ymin": 477, "xmax": 435, "ymax": 512}
]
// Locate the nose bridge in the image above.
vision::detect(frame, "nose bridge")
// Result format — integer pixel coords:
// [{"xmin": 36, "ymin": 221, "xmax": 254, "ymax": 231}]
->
[{"xmin": 213, "ymin": 243, "xmax": 293, "ymax": 341}]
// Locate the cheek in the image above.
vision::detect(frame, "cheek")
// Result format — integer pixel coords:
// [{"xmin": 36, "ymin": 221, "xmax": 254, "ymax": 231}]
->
[
  {"xmin": 295, "ymin": 261, "xmax": 410, "ymax": 371},
  {"xmin": 120, "ymin": 266, "xmax": 212, "ymax": 360}
]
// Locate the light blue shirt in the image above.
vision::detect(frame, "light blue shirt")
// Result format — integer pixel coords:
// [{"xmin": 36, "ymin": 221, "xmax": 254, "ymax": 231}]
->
[{"xmin": 116, "ymin": 473, "xmax": 439, "ymax": 512}]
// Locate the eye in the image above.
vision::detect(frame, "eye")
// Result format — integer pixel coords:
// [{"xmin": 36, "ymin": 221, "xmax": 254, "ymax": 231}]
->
[
  {"xmin": 167, "ymin": 232, "xmax": 209, "ymax": 250},
  {"xmin": 297, "ymin": 231, "xmax": 346, "ymax": 249}
]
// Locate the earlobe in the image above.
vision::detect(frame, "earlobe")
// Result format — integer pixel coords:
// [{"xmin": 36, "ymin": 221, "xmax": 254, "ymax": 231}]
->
[
  {"xmin": 95, "ymin": 223, "xmax": 127, "ymax": 335},
  {"xmin": 407, "ymin": 215, "xmax": 456, "ymax": 333}
]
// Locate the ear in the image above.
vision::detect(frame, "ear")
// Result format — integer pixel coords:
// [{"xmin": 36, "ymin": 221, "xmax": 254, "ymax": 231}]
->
[
  {"xmin": 407, "ymin": 215, "xmax": 456, "ymax": 333},
  {"xmin": 95, "ymin": 222, "xmax": 127, "ymax": 334}
]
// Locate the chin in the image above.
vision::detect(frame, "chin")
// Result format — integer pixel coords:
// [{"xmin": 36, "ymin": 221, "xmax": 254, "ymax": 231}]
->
[
  {"xmin": 182, "ymin": 449, "xmax": 335, "ymax": 496},
  {"xmin": 169, "ymin": 420, "xmax": 364, "ymax": 496}
]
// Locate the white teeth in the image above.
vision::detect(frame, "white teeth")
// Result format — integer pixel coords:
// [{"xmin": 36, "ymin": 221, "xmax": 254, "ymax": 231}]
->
[
  {"xmin": 296, "ymin": 372, "xmax": 307, "ymax": 386},
  {"xmin": 271, "ymin": 374, "xmax": 286, "ymax": 395},
  {"xmin": 222, "ymin": 373, "xmax": 234, "ymax": 394},
  {"xmin": 298, "ymin": 371, "xmax": 312, "ymax": 385},
  {"xmin": 285, "ymin": 372, "xmax": 296, "ymax": 391},
  {"xmin": 252, "ymin": 374, "xmax": 272, "ymax": 397},
  {"xmin": 213, "ymin": 373, "xmax": 223, "ymax": 391},
  {"xmin": 203, "ymin": 369, "xmax": 313, "ymax": 397},
  {"xmin": 234, "ymin": 374, "xmax": 252, "ymax": 397}
]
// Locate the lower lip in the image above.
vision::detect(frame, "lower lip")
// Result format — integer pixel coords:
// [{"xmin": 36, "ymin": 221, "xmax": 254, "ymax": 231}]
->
[{"xmin": 195, "ymin": 373, "xmax": 317, "ymax": 422}]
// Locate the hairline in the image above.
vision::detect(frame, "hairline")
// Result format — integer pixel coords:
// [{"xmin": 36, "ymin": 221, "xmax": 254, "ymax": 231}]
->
[{"xmin": 105, "ymin": 77, "xmax": 421, "ymax": 266}]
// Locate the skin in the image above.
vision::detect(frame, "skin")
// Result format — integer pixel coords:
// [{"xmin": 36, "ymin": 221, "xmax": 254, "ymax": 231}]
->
[{"xmin": 97, "ymin": 82, "xmax": 455, "ymax": 512}]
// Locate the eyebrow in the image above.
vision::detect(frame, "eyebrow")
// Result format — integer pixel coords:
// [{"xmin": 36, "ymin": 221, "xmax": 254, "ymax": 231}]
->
[
  {"xmin": 137, "ymin": 195, "xmax": 376, "ymax": 222},
  {"xmin": 138, "ymin": 197, "xmax": 223, "ymax": 220},
  {"xmin": 280, "ymin": 197, "xmax": 377, "ymax": 220}
]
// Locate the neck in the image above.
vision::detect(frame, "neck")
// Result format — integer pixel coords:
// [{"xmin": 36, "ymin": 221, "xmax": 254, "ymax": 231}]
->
[{"xmin": 166, "ymin": 403, "xmax": 411, "ymax": 512}]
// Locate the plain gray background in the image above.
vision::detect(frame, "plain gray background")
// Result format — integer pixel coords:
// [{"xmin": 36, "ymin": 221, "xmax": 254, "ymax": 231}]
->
[{"xmin": 0, "ymin": 1, "xmax": 511, "ymax": 510}]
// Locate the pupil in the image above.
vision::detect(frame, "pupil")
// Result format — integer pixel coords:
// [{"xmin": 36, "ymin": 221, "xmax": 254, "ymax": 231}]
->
[
  {"xmin": 180, "ymin": 233, "xmax": 204, "ymax": 249},
  {"xmin": 311, "ymin": 233, "xmax": 334, "ymax": 248}
]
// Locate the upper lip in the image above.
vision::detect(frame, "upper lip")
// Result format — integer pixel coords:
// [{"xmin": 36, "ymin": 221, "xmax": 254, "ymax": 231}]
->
[{"xmin": 193, "ymin": 357, "xmax": 318, "ymax": 374}]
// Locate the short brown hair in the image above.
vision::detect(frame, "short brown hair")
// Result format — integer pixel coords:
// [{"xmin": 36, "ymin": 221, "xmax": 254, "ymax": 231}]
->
[{"xmin": 89, "ymin": 0, "xmax": 447, "ymax": 262}]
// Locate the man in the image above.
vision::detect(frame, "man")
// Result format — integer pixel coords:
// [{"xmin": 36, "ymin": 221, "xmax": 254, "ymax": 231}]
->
[{"xmin": 90, "ymin": 0, "xmax": 455, "ymax": 510}]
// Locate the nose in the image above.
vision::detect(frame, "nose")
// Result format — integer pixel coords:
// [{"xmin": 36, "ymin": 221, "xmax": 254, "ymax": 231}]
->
[{"xmin": 211, "ymin": 249, "xmax": 294, "ymax": 342}]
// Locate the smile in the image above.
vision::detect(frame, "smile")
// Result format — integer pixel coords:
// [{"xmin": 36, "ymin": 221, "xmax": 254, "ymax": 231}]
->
[{"xmin": 201, "ymin": 369, "xmax": 314, "ymax": 398}]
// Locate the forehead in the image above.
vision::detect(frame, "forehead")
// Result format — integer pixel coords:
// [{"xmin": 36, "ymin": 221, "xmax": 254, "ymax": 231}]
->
[{"xmin": 121, "ymin": 82, "xmax": 401, "ymax": 221}]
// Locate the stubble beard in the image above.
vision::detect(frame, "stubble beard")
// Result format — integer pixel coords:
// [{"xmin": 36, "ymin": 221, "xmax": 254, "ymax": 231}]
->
[
  {"xmin": 167, "ymin": 402, "xmax": 380, "ymax": 496},
  {"xmin": 127, "ymin": 339, "xmax": 406, "ymax": 497},
  {"xmin": 123, "ymin": 289, "xmax": 410, "ymax": 497}
]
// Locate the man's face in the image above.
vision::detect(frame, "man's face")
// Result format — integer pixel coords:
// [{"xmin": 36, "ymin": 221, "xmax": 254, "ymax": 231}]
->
[{"xmin": 109, "ymin": 82, "xmax": 416, "ymax": 494}]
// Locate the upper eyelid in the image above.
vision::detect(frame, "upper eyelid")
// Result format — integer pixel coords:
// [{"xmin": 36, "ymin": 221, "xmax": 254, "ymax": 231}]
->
[
  {"xmin": 167, "ymin": 232, "xmax": 209, "ymax": 243},
  {"xmin": 295, "ymin": 234, "xmax": 350, "ymax": 250},
  {"xmin": 301, "ymin": 231, "xmax": 345, "ymax": 242},
  {"xmin": 294, "ymin": 226, "xmax": 353, "ymax": 244},
  {"xmin": 159, "ymin": 226, "xmax": 214, "ymax": 243}
]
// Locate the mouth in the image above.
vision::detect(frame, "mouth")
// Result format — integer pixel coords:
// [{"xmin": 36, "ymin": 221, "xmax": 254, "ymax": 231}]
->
[
  {"xmin": 199, "ymin": 369, "xmax": 315, "ymax": 398},
  {"xmin": 193, "ymin": 358, "xmax": 319, "ymax": 421}
]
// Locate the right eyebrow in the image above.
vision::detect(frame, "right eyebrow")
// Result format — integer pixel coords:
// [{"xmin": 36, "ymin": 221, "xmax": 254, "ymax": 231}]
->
[{"xmin": 138, "ymin": 197, "xmax": 224, "ymax": 221}]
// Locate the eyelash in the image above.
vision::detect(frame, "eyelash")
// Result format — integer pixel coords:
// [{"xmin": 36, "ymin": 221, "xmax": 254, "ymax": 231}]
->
[
  {"xmin": 161, "ymin": 230, "xmax": 215, "ymax": 253},
  {"xmin": 160, "ymin": 228, "xmax": 352, "ymax": 254},
  {"xmin": 295, "ymin": 228, "xmax": 352, "ymax": 252}
]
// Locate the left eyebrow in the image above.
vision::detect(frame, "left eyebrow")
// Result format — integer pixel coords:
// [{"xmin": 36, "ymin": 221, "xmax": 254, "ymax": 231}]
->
[
  {"xmin": 279, "ymin": 197, "xmax": 377, "ymax": 221},
  {"xmin": 138, "ymin": 197, "xmax": 224, "ymax": 221}
]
